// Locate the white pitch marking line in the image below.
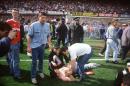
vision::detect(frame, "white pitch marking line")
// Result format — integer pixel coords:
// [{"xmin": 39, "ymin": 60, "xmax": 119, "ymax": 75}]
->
[{"xmin": 0, "ymin": 59, "xmax": 113, "ymax": 61}]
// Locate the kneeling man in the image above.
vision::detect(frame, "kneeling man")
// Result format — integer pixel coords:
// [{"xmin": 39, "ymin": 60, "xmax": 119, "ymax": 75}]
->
[{"xmin": 61, "ymin": 43, "xmax": 92, "ymax": 80}]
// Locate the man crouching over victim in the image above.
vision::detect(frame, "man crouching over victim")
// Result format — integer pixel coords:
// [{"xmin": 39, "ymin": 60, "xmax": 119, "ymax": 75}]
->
[{"xmin": 60, "ymin": 43, "xmax": 93, "ymax": 81}]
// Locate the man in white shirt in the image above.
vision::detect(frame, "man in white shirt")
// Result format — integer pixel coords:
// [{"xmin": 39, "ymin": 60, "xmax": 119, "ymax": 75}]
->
[
  {"xmin": 61, "ymin": 43, "xmax": 92, "ymax": 80},
  {"xmin": 105, "ymin": 19, "xmax": 119, "ymax": 64}
]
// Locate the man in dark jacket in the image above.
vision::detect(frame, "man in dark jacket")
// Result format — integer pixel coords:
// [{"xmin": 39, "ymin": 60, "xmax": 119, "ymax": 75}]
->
[
  {"xmin": 70, "ymin": 17, "xmax": 84, "ymax": 44},
  {"xmin": 0, "ymin": 21, "xmax": 16, "ymax": 57},
  {"xmin": 56, "ymin": 18, "xmax": 68, "ymax": 47},
  {"xmin": 121, "ymin": 23, "xmax": 130, "ymax": 61}
]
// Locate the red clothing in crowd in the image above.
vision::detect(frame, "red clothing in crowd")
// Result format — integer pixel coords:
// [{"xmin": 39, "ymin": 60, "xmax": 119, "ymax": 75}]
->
[{"xmin": 6, "ymin": 19, "xmax": 21, "ymax": 44}]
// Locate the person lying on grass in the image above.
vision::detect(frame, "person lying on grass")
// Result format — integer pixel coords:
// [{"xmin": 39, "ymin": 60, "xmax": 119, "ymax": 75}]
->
[
  {"xmin": 48, "ymin": 47, "xmax": 69, "ymax": 78},
  {"xmin": 54, "ymin": 64, "xmax": 80, "ymax": 82}
]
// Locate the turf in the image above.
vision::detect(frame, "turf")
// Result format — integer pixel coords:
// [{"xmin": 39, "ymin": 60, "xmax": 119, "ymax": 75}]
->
[{"xmin": 0, "ymin": 38, "xmax": 127, "ymax": 86}]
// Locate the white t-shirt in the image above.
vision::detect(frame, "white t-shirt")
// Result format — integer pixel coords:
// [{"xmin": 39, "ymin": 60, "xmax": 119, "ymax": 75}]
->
[
  {"xmin": 68, "ymin": 43, "xmax": 91, "ymax": 60},
  {"xmin": 24, "ymin": 25, "xmax": 30, "ymax": 33}
]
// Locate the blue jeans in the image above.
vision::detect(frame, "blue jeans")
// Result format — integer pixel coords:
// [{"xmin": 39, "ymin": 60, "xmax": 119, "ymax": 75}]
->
[
  {"xmin": 76, "ymin": 51, "xmax": 92, "ymax": 77},
  {"xmin": 7, "ymin": 43, "xmax": 20, "ymax": 77},
  {"xmin": 31, "ymin": 44, "xmax": 45, "ymax": 78},
  {"xmin": 105, "ymin": 39, "xmax": 119, "ymax": 61}
]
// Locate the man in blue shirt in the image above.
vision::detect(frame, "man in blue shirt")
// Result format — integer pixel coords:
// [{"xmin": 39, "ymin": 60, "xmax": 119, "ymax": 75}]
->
[{"xmin": 27, "ymin": 12, "xmax": 51, "ymax": 84}]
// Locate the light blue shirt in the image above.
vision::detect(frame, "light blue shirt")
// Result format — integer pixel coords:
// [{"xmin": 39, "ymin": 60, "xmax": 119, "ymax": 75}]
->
[
  {"xmin": 106, "ymin": 25, "xmax": 117, "ymax": 39},
  {"xmin": 28, "ymin": 21, "xmax": 50, "ymax": 48}
]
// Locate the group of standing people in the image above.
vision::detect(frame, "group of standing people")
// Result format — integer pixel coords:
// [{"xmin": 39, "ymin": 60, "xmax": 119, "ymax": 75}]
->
[
  {"xmin": 1, "ymin": 8, "xmax": 130, "ymax": 86},
  {"xmin": 0, "ymin": 8, "xmax": 90, "ymax": 84},
  {"xmin": 98, "ymin": 19, "xmax": 130, "ymax": 64}
]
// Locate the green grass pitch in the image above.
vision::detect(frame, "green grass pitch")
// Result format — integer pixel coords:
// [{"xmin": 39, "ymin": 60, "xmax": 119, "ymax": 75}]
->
[{"xmin": 0, "ymin": 38, "xmax": 126, "ymax": 86}]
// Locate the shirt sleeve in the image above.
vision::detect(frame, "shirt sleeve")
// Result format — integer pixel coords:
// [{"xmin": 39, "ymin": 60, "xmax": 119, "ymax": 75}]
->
[
  {"xmin": 69, "ymin": 50, "xmax": 77, "ymax": 60},
  {"xmin": 27, "ymin": 24, "xmax": 34, "ymax": 37},
  {"xmin": 0, "ymin": 37, "xmax": 10, "ymax": 46}
]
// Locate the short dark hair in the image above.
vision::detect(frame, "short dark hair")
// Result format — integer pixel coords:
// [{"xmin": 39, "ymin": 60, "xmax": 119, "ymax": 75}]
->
[
  {"xmin": 111, "ymin": 18, "xmax": 118, "ymax": 23},
  {"xmin": 123, "ymin": 73, "xmax": 130, "ymax": 86},
  {"xmin": 60, "ymin": 46, "xmax": 68, "ymax": 52},
  {"xmin": 38, "ymin": 12, "xmax": 47, "ymax": 17},
  {"xmin": 0, "ymin": 21, "xmax": 12, "ymax": 31},
  {"xmin": 56, "ymin": 18, "xmax": 60, "ymax": 22},
  {"xmin": 12, "ymin": 8, "xmax": 19, "ymax": 12}
]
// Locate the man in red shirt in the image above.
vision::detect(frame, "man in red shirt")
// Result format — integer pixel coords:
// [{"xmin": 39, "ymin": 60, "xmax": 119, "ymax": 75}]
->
[{"xmin": 6, "ymin": 8, "xmax": 21, "ymax": 79}]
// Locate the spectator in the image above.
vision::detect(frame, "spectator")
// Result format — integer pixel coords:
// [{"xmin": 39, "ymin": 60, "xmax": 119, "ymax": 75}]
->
[
  {"xmin": 27, "ymin": 12, "xmax": 51, "ymax": 84},
  {"xmin": 0, "ymin": 21, "xmax": 16, "ymax": 57},
  {"xmin": 6, "ymin": 8, "xmax": 22, "ymax": 80},
  {"xmin": 105, "ymin": 19, "xmax": 119, "ymax": 64},
  {"xmin": 56, "ymin": 18, "xmax": 68, "ymax": 47},
  {"xmin": 121, "ymin": 23, "xmax": 130, "ymax": 61},
  {"xmin": 70, "ymin": 17, "xmax": 84, "ymax": 44}
]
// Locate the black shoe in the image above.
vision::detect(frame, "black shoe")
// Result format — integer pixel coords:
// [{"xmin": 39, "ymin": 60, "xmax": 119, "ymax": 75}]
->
[
  {"xmin": 106, "ymin": 60, "xmax": 110, "ymax": 63},
  {"xmin": 113, "ymin": 61, "xmax": 118, "ymax": 64},
  {"xmin": 13, "ymin": 76, "xmax": 22, "ymax": 81}
]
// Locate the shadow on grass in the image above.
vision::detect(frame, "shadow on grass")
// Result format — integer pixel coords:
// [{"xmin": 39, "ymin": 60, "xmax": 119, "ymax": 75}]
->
[
  {"xmin": 0, "ymin": 64, "xmax": 31, "ymax": 84},
  {"xmin": 0, "ymin": 64, "xmax": 117, "ymax": 86},
  {"xmin": 36, "ymin": 75, "xmax": 114, "ymax": 86},
  {"xmin": 100, "ymin": 63, "xmax": 124, "ymax": 71}
]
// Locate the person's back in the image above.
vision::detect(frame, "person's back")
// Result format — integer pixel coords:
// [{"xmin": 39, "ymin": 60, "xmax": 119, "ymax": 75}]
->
[{"xmin": 68, "ymin": 43, "xmax": 92, "ymax": 58}]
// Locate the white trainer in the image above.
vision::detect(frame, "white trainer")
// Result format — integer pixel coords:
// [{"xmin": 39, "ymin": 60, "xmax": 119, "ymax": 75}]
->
[
  {"xmin": 98, "ymin": 53, "xmax": 104, "ymax": 56},
  {"xmin": 32, "ymin": 78, "xmax": 37, "ymax": 84},
  {"xmin": 39, "ymin": 73, "xmax": 44, "ymax": 79}
]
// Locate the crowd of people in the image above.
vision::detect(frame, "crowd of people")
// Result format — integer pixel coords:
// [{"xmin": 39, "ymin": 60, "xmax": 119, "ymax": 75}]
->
[
  {"xmin": 0, "ymin": 0, "xmax": 130, "ymax": 14},
  {"xmin": 0, "ymin": 7, "xmax": 130, "ymax": 86}
]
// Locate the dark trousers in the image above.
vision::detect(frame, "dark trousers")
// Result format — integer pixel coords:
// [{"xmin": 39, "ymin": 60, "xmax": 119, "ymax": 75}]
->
[
  {"xmin": 76, "ymin": 50, "xmax": 92, "ymax": 78},
  {"xmin": 31, "ymin": 44, "xmax": 45, "ymax": 78},
  {"xmin": 71, "ymin": 38, "xmax": 80, "ymax": 45},
  {"xmin": 121, "ymin": 45, "xmax": 130, "ymax": 60},
  {"xmin": 57, "ymin": 37, "xmax": 65, "ymax": 46},
  {"xmin": 100, "ymin": 39, "xmax": 106, "ymax": 54}
]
